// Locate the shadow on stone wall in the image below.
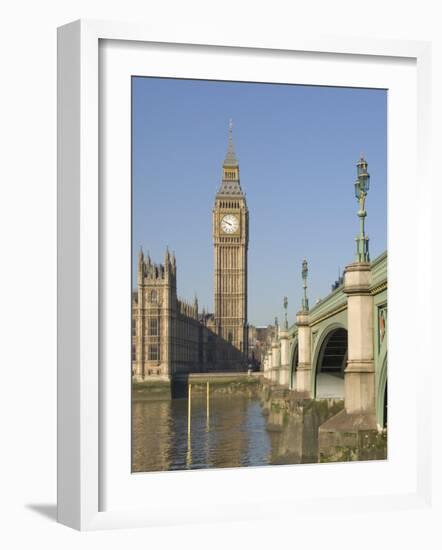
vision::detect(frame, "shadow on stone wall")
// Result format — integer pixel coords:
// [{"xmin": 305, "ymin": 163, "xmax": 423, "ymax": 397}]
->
[{"xmin": 260, "ymin": 386, "xmax": 344, "ymax": 464}]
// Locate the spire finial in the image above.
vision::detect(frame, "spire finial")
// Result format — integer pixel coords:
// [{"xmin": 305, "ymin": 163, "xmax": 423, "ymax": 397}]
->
[
  {"xmin": 223, "ymin": 118, "xmax": 238, "ymax": 167},
  {"xmin": 138, "ymin": 245, "xmax": 144, "ymax": 268}
]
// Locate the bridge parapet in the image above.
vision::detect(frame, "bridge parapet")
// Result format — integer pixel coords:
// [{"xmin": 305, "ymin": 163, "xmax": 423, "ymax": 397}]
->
[
  {"xmin": 309, "ymin": 287, "xmax": 347, "ymax": 327},
  {"xmin": 370, "ymin": 251, "xmax": 387, "ymax": 293},
  {"xmin": 288, "ymin": 252, "xmax": 386, "ymax": 339}
]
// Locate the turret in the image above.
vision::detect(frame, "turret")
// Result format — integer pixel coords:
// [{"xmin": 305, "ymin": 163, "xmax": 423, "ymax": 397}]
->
[{"xmin": 138, "ymin": 246, "xmax": 144, "ymax": 283}]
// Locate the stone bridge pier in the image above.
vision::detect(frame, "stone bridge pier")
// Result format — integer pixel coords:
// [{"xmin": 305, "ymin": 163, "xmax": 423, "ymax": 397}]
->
[
  {"xmin": 263, "ymin": 157, "xmax": 387, "ymax": 460},
  {"xmin": 317, "ymin": 260, "xmax": 380, "ymax": 461},
  {"xmin": 295, "ymin": 309, "xmax": 312, "ymax": 398},
  {"xmin": 342, "ymin": 262, "xmax": 376, "ymax": 417},
  {"xmin": 268, "ymin": 250, "xmax": 387, "ymax": 461},
  {"xmin": 279, "ymin": 328, "xmax": 290, "ymax": 386}
]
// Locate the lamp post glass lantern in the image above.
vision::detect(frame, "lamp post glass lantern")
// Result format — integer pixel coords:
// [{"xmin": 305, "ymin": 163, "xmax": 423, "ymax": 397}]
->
[
  {"xmin": 301, "ymin": 259, "xmax": 309, "ymax": 311},
  {"xmin": 354, "ymin": 156, "xmax": 370, "ymax": 263}
]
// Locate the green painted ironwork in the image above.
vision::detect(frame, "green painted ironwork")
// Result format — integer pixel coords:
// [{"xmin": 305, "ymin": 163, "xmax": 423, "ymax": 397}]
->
[
  {"xmin": 354, "ymin": 155, "xmax": 370, "ymax": 262},
  {"xmin": 301, "ymin": 259, "xmax": 309, "ymax": 311},
  {"xmin": 287, "ymin": 251, "xmax": 387, "ymax": 426}
]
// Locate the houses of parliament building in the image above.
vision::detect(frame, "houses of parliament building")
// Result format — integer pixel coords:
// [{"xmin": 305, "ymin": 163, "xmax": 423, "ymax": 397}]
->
[{"xmin": 132, "ymin": 124, "xmax": 249, "ymax": 381}]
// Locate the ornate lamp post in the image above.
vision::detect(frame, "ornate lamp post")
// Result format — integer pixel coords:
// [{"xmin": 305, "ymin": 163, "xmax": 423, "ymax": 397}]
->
[
  {"xmin": 301, "ymin": 259, "xmax": 309, "ymax": 311},
  {"xmin": 283, "ymin": 296, "xmax": 288, "ymax": 329},
  {"xmin": 354, "ymin": 155, "xmax": 370, "ymax": 262}
]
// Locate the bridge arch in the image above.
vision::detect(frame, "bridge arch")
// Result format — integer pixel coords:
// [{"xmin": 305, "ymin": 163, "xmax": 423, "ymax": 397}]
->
[
  {"xmin": 288, "ymin": 338, "xmax": 298, "ymax": 390},
  {"xmin": 312, "ymin": 323, "xmax": 347, "ymax": 399}
]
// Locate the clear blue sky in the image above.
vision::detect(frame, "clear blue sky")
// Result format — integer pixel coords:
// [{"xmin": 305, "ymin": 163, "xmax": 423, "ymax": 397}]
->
[{"xmin": 132, "ymin": 77, "xmax": 387, "ymax": 327}]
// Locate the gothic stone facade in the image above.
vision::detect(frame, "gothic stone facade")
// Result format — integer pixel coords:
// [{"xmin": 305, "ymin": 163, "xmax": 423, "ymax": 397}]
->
[
  {"xmin": 132, "ymin": 126, "xmax": 248, "ymax": 380},
  {"xmin": 132, "ymin": 249, "xmax": 218, "ymax": 380}
]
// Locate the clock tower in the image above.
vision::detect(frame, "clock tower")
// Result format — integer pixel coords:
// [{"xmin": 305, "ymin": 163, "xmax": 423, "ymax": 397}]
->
[{"xmin": 213, "ymin": 121, "xmax": 249, "ymax": 367}]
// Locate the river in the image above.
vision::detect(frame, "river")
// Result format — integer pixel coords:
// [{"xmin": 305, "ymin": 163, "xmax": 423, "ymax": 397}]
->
[
  {"xmin": 132, "ymin": 384, "xmax": 387, "ymax": 472},
  {"xmin": 132, "ymin": 391, "xmax": 283, "ymax": 472}
]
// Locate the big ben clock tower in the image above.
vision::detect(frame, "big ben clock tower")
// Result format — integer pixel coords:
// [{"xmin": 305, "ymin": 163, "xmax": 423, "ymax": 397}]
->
[{"xmin": 213, "ymin": 121, "xmax": 249, "ymax": 367}]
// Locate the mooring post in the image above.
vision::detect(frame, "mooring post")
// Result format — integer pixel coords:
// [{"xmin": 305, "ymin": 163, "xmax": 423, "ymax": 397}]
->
[
  {"xmin": 186, "ymin": 382, "xmax": 193, "ymax": 467},
  {"xmin": 187, "ymin": 382, "xmax": 192, "ymax": 437},
  {"xmin": 206, "ymin": 381, "xmax": 210, "ymax": 430}
]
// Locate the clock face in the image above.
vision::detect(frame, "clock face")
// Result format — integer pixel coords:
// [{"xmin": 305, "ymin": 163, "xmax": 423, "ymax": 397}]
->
[{"xmin": 221, "ymin": 214, "xmax": 239, "ymax": 234}]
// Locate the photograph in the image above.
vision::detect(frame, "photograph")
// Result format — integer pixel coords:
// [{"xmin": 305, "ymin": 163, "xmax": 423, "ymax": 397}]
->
[{"xmin": 130, "ymin": 76, "xmax": 388, "ymax": 472}]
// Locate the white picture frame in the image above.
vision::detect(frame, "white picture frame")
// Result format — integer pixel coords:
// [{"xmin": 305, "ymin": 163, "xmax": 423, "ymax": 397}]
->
[{"xmin": 57, "ymin": 19, "xmax": 434, "ymax": 531}]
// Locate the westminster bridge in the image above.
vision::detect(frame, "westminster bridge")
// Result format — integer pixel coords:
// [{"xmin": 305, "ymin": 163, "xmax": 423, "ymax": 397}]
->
[{"xmin": 262, "ymin": 251, "xmax": 387, "ymax": 433}]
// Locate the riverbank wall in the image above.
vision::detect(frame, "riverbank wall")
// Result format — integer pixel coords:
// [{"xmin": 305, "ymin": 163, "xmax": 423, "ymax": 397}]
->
[{"xmin": 132, "ymin": 372, "xmax": 262, "ymax": 401}]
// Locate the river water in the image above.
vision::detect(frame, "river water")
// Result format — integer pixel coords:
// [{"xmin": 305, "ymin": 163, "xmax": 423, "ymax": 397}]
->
[
  {"xmin": 132, "ymin": 387, "xmax": 387, "ymax": 472},
  {"xmin": 132, "ymin": 393, "xmax": 276, "ymax": 472}
]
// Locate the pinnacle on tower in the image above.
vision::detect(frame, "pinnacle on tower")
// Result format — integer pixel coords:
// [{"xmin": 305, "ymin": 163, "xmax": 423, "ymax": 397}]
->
[
  {"xmin": 224, "ymin": 119, "xmax": 239, "ymax": 167},
  {"xmin": 218, "ymin": 120, "xmax": 243, "ymax": 196}
]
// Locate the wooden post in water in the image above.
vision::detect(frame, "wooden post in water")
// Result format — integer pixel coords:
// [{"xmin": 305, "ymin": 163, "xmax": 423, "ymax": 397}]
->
[
  {"xmin": 186, "ymin": 382, "xmax": 192, "ymax": 467},
  {"xmin": 187, "ymin": 383, "xmax": 192, "ymax": 437},
  {"xmin": 206, "ymin": 381, "xmax": 210, "ymax": 431}
]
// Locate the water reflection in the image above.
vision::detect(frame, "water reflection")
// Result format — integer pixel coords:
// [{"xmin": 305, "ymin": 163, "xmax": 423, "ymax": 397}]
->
[
  {"xmin": 132, "ymin": 390, "xmax": 387, "ymax": 472},
  {"xmin": 132, "ymin": 394, "xmax": 273, "ymax": 472}
]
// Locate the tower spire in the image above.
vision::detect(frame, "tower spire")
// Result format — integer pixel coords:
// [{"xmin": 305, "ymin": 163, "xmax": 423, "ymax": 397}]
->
[
  {"xmin": 218, "ymin": 120, "xmax": 242, "ymax": 195},
  {"xmin": 224, "ymin": 119, "xmax": 238, "ymax": 167}
]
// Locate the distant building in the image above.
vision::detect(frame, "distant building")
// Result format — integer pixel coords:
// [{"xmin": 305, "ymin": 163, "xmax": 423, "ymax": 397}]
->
[{"xmin": 247, "ymin": 325, "xmax": 276, "ymax": 368}]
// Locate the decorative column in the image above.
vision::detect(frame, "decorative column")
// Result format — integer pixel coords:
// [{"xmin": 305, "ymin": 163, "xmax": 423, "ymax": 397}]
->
[
  {"xmin": 295, "ymin": 260, "xmax": 312, "ymax": 396},
  {"xmin": 354, "ymin": 155, "xmax": 370, "ymax": 263},
  {"xmin": 343, "ymin": 155, "xmax": 375, "ymax": 414},
  {"xmin": 343, "ymin": 262, "xmax": 375, "ymax": 414},
  {"xmin": 319, "ymin": 157, "xmax": 379, "ymax": 463},
  {"xmin": 265, "ymin": 349, "xmax": 273, "ymax": 380},
  {"xmin": 271, "ymin": 318, "xmax": 280, "ymax": 384},
  {"xmin": 279, "ymin": 296, "xmax": 290, "ymax": 386},
  {"xmin": 296, "ymin": 311, "xmax": 311, "ymax": 396}
]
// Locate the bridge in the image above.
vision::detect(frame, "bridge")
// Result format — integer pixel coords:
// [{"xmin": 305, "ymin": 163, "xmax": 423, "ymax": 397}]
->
[
  {"xmin": 261, "ymin": 157, "xmax": 387, "ymax": 447},
  {"xmin": 263, "ymin": 251, "xmax": 387, "ymax": 432}
]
